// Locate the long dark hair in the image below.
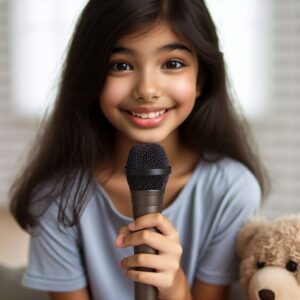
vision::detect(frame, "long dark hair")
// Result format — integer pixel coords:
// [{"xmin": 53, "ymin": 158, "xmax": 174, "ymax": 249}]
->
[{"xmin": 10, "ymin": 0, "xmax": 269, "ymax": 230}]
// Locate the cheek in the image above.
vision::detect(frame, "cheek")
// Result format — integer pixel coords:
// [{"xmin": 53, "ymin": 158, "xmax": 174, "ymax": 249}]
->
[
  {"xmin": 166, "ymin": 77, "xmax": 197, "ymax": 105},
  {"xmin": 100, "ymin": 77, "xmax": 131, "ymax": 106}
]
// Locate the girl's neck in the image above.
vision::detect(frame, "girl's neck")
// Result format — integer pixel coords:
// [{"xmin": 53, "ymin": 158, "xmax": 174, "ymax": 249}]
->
[{"xmin": 106, "ymin": 131, "xmax": 199, "ymax": 178}]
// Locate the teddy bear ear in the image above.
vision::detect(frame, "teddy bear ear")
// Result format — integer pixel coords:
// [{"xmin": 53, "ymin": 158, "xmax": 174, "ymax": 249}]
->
[{"xmin": 236, "ymin": 216, "xmax": 267, "ymax": 258}]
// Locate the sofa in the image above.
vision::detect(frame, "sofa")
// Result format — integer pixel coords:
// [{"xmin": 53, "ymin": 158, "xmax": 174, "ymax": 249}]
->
[{"xmin": 0, "ymin": 265, "xmax": 48, "ymax": 300}]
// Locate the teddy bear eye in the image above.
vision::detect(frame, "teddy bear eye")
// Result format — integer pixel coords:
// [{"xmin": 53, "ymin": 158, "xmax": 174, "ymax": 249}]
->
[
  {"xmin": 286, "ymin": 260, "xmax": 298, "ymax": 272},
  {"xmin": 256, "ymin": 261, "xmax": 266, "ymax": 269}
]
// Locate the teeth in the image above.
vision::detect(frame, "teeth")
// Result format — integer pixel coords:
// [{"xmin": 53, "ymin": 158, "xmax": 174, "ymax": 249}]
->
[{"xmin": 130, "ymin": 110, "xmax": 166, "ymax": 119}]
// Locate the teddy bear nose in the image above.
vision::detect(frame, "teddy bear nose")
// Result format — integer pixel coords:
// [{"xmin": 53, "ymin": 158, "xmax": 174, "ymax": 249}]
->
[{"xmin": 258, "ymin": 289, "xmax": 275, "ymax": 300}]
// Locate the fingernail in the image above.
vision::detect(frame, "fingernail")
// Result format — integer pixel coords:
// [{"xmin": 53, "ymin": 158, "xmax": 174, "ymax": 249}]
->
[
  {"xmin": 128, "ymin": 222, "xmax": 135, "ymax": 230},
  {"xmin": 119, "ymin": 260, "xmax": 123, "ymax": 268},
  {"xmin": 116, "ymin": 233, "xmax": 125, "ymax": 247}
]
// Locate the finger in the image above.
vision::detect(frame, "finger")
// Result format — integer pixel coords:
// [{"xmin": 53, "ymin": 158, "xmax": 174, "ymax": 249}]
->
[
  {"xmin": 126, "ymin": 269, "xmax": 173, "ymax": 290},
  {"xmin": 121, "ymin": 254, "xmax": 179, "ymax": 271},
  {"xmin": 129, "ymin": 213, "xmax": 179, "ymax": 239},
  {"xmin": 115, "ymin": 226, "xmax": 131, "ymax": 248},
  {"xmin": 122, "ymin": 230, "xmax": 182, "ymax": 255}
]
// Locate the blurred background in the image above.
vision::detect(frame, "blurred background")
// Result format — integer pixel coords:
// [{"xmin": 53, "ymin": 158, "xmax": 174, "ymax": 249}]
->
[{"xmin": 0, "ymin": 0, "xmax": 299, "ymax": 269}]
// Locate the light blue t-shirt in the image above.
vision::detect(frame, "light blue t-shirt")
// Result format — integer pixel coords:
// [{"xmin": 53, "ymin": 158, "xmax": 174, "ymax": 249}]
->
[{"xmin": 23, "ymin": 158, "xmax": 261, "ymax": 299}]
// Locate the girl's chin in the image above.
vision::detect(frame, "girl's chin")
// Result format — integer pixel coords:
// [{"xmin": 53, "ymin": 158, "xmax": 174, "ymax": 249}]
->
[
  {"xmin": 130, "ymin": 137, "xmax": 166, "ymax": 144},
  {"xmin": 124, "ymin": 131, "xmax": 172, "ymax": 145}
]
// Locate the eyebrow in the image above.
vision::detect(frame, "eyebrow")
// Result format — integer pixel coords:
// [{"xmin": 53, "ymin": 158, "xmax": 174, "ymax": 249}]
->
[{"xmin": 111, "ymin": 43, "xmax": 193, "ymax": 56}]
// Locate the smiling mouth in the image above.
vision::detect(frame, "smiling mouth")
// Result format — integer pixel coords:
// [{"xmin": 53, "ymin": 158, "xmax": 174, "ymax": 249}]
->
[{"xmin": 126, "ymin": 109, "xmax": 168, "ymax": 119}]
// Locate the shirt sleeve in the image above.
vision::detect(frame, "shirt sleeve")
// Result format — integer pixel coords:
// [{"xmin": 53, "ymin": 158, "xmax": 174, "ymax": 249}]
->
[
  {"xmin": 195, "ymin": 168, "xmax": 261, "ymax": 285},
  {"xmin": 23, "ymin": 200, "xmax": 87, "ymax": 292}
]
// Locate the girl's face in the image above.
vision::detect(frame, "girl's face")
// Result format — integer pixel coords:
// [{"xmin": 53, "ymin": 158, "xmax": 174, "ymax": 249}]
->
[{"xmin": 99, "ymin": 22, "xmax": 201, "ymax": 146}]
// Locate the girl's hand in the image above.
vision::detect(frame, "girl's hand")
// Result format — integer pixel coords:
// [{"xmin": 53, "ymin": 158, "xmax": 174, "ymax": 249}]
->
[{"xmin": 115, "ymin": 213, "xmax": 191, "ymax": 300}]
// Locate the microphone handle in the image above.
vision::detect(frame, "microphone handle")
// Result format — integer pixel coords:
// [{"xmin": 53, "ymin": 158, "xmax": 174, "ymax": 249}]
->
[{"xmin": 131, "ymin": 190, "xmax": 164, "ymax": 300}]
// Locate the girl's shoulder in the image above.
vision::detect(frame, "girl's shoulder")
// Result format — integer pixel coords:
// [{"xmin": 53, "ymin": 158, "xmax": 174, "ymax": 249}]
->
[
  {"xmin": 29, "ymin": 170, "xmax": 92, "ymax": 225},
  {"xmin": 197, "ymin": 156, "xmax": 261, "ymax": 206},
  {"xmin": 200, "ymin": 155, "xmax": 257, "ymax": 185}
]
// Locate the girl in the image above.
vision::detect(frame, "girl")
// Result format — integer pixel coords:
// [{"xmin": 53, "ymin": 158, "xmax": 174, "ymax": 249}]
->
[{"xmin": 10, "ymin": 0, "xmax": 269, "ymax": 299}]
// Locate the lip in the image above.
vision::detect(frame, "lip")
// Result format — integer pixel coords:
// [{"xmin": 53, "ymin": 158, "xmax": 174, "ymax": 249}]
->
[{"xmin": 123, "ymin": 108, "xmax": 171, "ymax": 128}]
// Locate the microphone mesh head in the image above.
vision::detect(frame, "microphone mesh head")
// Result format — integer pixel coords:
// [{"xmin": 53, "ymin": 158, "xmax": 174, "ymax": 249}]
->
[{"xmin": 125, "ymin": 144, "xmax": 170, "ymax": 191}]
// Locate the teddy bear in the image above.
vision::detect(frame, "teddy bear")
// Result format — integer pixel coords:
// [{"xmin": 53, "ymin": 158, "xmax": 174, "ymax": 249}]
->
[{"xmin": 236, "ymin": 215, "xmax": 300, "ymax": 300}]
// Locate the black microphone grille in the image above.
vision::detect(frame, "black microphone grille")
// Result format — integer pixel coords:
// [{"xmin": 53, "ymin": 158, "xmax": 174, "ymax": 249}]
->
[{"xmin": 125, "ymin": 144, "xmax": 171, "ymax": 191}]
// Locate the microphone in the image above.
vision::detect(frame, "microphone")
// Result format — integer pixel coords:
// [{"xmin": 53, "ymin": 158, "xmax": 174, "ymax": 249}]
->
[{"xmin": 125, "ymin": 143, "xmax": 171, "ymax": 300}]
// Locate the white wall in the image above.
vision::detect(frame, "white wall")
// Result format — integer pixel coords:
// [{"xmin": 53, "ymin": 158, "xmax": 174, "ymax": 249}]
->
[
  {"xmin": 0, "ymin": 0, "xmax": 300, "ymax": 218},
  {"xmin": 254, "ymin": 0, "xmax": 300, "ymax": 217}
]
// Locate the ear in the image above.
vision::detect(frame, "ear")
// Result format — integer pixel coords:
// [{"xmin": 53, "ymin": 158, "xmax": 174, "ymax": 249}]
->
[
  {"xmin": 196, "ymin": 77, "xmax": 204, "ymax": 98},
  {"xmin": 196, "ymin": 86, "xmax": 201, "ymax": 98},
  {"xmin": 236, "ymin": 216, "xmax": 267, "ymax": 258}
]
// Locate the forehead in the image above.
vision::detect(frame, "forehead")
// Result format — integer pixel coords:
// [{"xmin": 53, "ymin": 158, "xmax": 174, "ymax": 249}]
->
[{"xmin": 115, "ymin": 22, "xmax": 192, "ymax": 50}]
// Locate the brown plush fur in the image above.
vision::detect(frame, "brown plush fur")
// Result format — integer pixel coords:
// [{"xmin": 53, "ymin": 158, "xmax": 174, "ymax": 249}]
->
[{"xmin": 237, "ymin": 215, "xmax": 300, "ymax": 290}]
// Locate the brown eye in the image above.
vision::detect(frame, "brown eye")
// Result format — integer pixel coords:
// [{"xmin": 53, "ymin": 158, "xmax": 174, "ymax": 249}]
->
[
  {"xmin": 257, "ymin": 261, "xmax": 266, "ymax": 269},
  {"xmin": 110, "ymin": 62, "xmax": 132, "ymax": 71},
  {"xmin": 286, "ymin": 260, "xmax": 298, "ymax": 272},
  {"xmin": 164, "ymin": 60, "xmax": 185, "ymax": 69}
]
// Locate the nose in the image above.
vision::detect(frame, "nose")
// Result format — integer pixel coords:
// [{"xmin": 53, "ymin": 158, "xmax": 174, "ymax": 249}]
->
[
  {"xmin": 258, "ymin": 289, "xmax": 275, "ymax": 300},
  {"xmin": 132, "ymin": 69, "xmax": 162, "ymax": 103}
]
